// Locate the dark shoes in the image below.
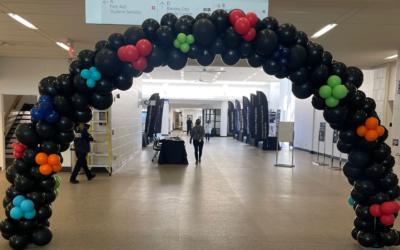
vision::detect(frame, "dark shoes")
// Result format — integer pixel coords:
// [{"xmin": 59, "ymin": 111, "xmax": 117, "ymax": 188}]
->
[
  {"xmin": 88, "ymin": 174, "xmax": 96, "ymax": 181},
  {"xmin": 70, "ymin": 180, "xmax": 79, "ymax": 184}
]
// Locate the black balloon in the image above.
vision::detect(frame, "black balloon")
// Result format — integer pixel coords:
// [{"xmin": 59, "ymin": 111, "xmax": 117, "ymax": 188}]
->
[
  {"xmin": 210, "ymin": 9, "xmax": 229, "ymax": 32},
  {"xmin": 14, "ymin": 174, "xmax": 35, "ymax": 192},
  {"xmin": 351, "ymin": 188, "xmax": 368, "ymax": 203},
  {"xmin": 291, "ymin": 81, "xmax": 313, "ymax": 99},
  {"xmin": 354, "ymin": 217, "xmax": 373, "ymax": 230},
  {"xmin": 365, "ymin": 162, "xmax": 385, "ymax": 179},
  {"xmin": 6, "ymin": 185, "xmax": 23, "ymax": 200},
  {"xmin": 31, "ymin": 226, "xmax": 53, "ymax": 246},
  {"xmin": 193, "ymin": 19, "xmax": 216, "ymax": 45},
  {"xmin": 369, "ymin": 191, "xmax": 390, "ymax": 205},
  {"xmin": 378, "ymin": 126, "xmax": 389, "ymax": 142},
  {"xmin": 380, "ymin": 230, "xmax": 399, "ymax": 246},
  {"xmin": 276, "ymin": 23, "xmax": 297, "ymax": 46},
  {"xmin": 343, "ymin": 161, "xmax": 364, "ymax": 179},
  {"xmin": 187, "ymin": 43, "xmax": 203, "ymax": 60},
  {"xmin": 167, "ymin": 49, "xmax": 188, "ymax": 70},
  {"xmin": 94, "ymin": 40, "xmax": 108, "ymax": 52},
  {"xmin": 73, "ymin": 74, "xmax": 91, "ymax": 93},
  {"xmin": 36, "ymin": 120, "xmax": 56, "ymax": 138},
  {"xmin": 143, "ymin": 65, "xmax": 154, "ymax": 73},
  {"xmin": 223, "ymin": 26, "xmax": 242, "ymax": 47},
  {"xmin": 72, "ymin": 108, "xmax": 92, "ymax": 123},
  {"xmin": 290, "ymin": 67, "xmax": 308, "ymax": 83},
  {"xmin": 94, "ymin": 77, "xmax": 114, "ymax": 94},
  {"xmin": 350, "ymin": 91, "xmax": 366, "ymax": 109},
  {"xmin": 221, "ymin": 48, "xmax": 240, "ymax": 66},
  {"xmin": 323, "ymin": 105, "xmax": 348, "ymax": 125},
  {"xmin": 197, "ymin": 48, "xmax": 215, "ymax": 66},
  {"xmin": 358, "ymin": 138, "xmax": 378, "ymax": 150},
  {"xmin": 71, "ymin": 93, "xmax": 89, "ymax": 111},
  {"xmin": 351, "ymin": 227, "xmax": 359, "ymax": 240},
  {"xmin": 40, "ymin": 139, "xmax": 60, "ymax": 155},
  {"xmin": 347, "ymin": 67, "xmax": 364, "ymax": 89},
  {"xmin": 53, "ymin": 95, "xmax": 71, "ymax": 114},
  {"xmin": 69, "ymin": 60, "xmax": 81, "ymax": 76},
  {"xmin": 380, "ymin": 172, "xmax": 399, "ymax": 190},
  {"xmin": 357, "ymin": 230, "xmax": 377, "ymax": 247},
  {"xmin": 355, "ymin": 205, "xmax": 373, "ymax": 221},
  {"xmin": 9, "ymin": 234, "xmax": 28, "ymax": 250},
  {"xmin": 373, "ymin": 142, "xmax": 391, "ymax": 161},
  {"xmin": 306, "ymin": 42, "xmax": 324, "ymax": 66},
  {"xmin": 348, "ymin": 148, "xmax": 370, "ymax": 168},
  {"xmin": 348, "ymin": 109, "xmax": 367, "ymax": 127},
  {"xmin": 253, "ymin": 18, "xmax": 264, "ymax": 32},
  {"xmin": 55, "ymin": 74, "xmax": 74, "ymax": 96},
  {"xmin": 141, "ymin": 19, "xmax": 160, "ymax": 42},
  {"xmin": 121, "ymin": 62, "xmax": 142, "ymax": 78},
  {"xmin": 19, "ymin": 219, "xmax": 37, "ymax": 233},
  {"xmin": 382, "ymin": 155, "xmax": 395, "ymax": 170},
  {"xmin": 89, "ymin": 91, "xmax": 113, "ymax": 110},
  {"xmin": 238, "ymin": 41, "xmax": 254, "ymax": 57},
  {"xmin": 310, "ymin": 64, "xmax": 329, "ymax": 84},
  {"xmin": 30, "ymin": 166, "xmax": 47, "ymax": 181},
  {"xmin": 155, "ymin": 25, "xmax": 174, "ymax": 47},
  {"xmin": 95, "ymin": 49, "xmax": 120, "ymax": 76},
  {"xmin": 56, "ymin": 116, "xmax": 74, "ymax": 132},
  {"xmin": 321, "ymin": 51, "xmax": 333, "ymax": 67},
  {"xmin": 354, "ymin": 179, "xmax": 374, "ymax": 195},
  {"xmin": 147, "ymin": 43, "xmax": 166, "ymax": 67},
  {"xmin": 362, "ymin": 97, "xmax": 376, "ymax": 114},
  {"xmin": 339, "ymin": 81, "xmax": 357, "ymax": 104},
  {"xmin": 3, "ymin": 196, "xmax": 11, "ymax": 209},
  {"xmin": 22, "ymin": 146, "xmax": 40, "ymax": 164},
  {"xmin": 247, "ymin": 54, "xmax": 264, "ymax": 68},
  {"xmin": 387, "ymin": 185, "xmax": 400, "ymax": 200},
  {"xmin": 38, "ymin": 77, "xmax": 58, "ymax": 98},
  {"xmin": 6, "ymin": 166, "xmax": 19, "ymax": 185},
  {"xmin": 15, "ymin": 123, "xmax": 40, "ymax": 147},
  {"xmin": 44, "ymin": 190, "xmax": 57, "ymax": 203},
  {"xmin": 36, "ymin": 205, "xmax": 53, "ymax": 221},
  {"xmin": 77, "ymin": 50, "xmax": 96, "ymax": 69},
  {"xmin": 107, "ymin": 33, "xmax": 125, "ymax": 51},
  {"xmin": 161, "ymin": 13, "xmax": 177, "ymax": 28},
  {"xmin": 331, "ymin": 62, "xmax": 348, "ymax": 81},
  {"xmin": 254, "ymin": 29, "xmax": 279, "ymax": 56},
  {"xmin": 275, "ymin": 67, "xmax": 291, "ymax": 79},
  {"xmin": 261, "ymin": 17, "xmax": 279, "ymax": 31},
  {"xmin": 124, "ymin": 27, "xmax": 146, "ymax": 45},
  {"xmin": 312, "ymin": 96, "xmax": 325, "ymax": 110},
  {"xmin": 195, "ymin": 13, "xmax": 211, "ymax": 22},
  {"xmin": 56, "ymin": 130, "xmax": 75, "ymax": 144},
  {"xmin": 26, "ymin": 191, "xmax": 45, "ymax": 207},
  {"xmin": 114, "ymin": 73, "xmax": 133, "ymax": 91},
  {"xmin": 210, "ymin": 37, "xmax": 227, "ymax": 55},
  {"xmin": 174, "ymin": 17, "xmax": 193, "ymax": 35},
  {"xmin": 263, "ymin": 59, "xmax": 281, "ymax": 75},
  {"xmin": 339, "ymin": 128, "xmax": 357, "ymax": 144},
  {"xmin": 0, "ymin": 218, "xmax": 19, "ymax": 235},
  {"xmin": 5, "ymin": 203, "xmax": 13, "ymax": 219},
  {"xmin": 13, "ymin": 158, "xmax": 31, "ymax": 173},
  {"xmin": 287, "ymin": 44, "xmax": 307, "ymax": 68},
  {"xmin": 295, "ymin": 31, "xmax": 309, "ymax": 47}
]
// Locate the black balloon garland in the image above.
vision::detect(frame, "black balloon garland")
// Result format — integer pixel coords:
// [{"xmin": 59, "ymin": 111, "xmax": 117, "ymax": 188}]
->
[{"xmin": 1, "ymin": 9, "xmax": 399, "ymax": 249}]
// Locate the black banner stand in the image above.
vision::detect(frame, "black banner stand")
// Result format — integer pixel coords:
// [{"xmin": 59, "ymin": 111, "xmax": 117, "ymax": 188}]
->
[
  {"xmin": 313, "ymin": 122, "xmax": 329, "ymax": 166},
  {"xmin": 327, "ymin": 130, "xmax": 342, "ymax": 171}
]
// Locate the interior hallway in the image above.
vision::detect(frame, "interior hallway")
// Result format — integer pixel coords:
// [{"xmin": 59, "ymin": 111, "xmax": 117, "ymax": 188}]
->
[{"xmin": 0, "ymin": 136, "xmax": 380, "ymax": 250}]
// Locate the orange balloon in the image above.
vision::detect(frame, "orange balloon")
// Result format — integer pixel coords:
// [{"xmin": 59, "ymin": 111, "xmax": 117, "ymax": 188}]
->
[
  {"xmin": 365, "ymin": 117, "xmax": 379, "ymax": 130},
  {"xmin": 39, "ymin": 164, "xmax": 53, "ymax": 175},
  {"xmin": 48, "ymin": 154, "xmax": 60, "ymax": 166},
  {"xmin": 52, "ymin": 164, "xmax": 62, "ymax": 173},
  {"xmin": 357, "ymin": 126, "xmax": 368, "ymax": 137},
  {"xmin": 35, "ymin": 153, "xmax": 48, "ymax": 165},
  {"xmin": 365, "ymin": 130, "xmax": 378, "ymax": 142},
  {"xmin": 376, "ymin": 126, "xmax": 385, "ymax": 137}
]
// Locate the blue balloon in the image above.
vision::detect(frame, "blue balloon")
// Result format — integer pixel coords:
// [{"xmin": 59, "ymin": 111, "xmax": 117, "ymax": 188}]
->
[
  {"xmin": 31, "ymin": 106, "xmax": 44, "ymax": 121},
  {"xmin": 39, "ymin": 101, "xmax": 53, "ymax": 116},
  {"xmin": 280, "ymin": 47, "xmax": 290, "ymax": 58},
  {"xmin": 86, "ymin": 78, "xmax": 96, "ymax": 88},
  {"xmin": 81, "ymin": 69, "xmax": 91, "ymax": 79},
  {"xmin": 271, "ymin": 51, "xmax": 281, "ymax": 61},
  {"xmin": 278, "ymin": 58, "xmax": 288, "ymax": 67},
  {"xmin": 13, "ymin": 195, "xmax": 26, "ymax": 207},
  {"xmin": 38, "ymin": 95, "xmax": 52, "ymax": 104},
  {"xmin": 348, "ymin": 196, "xmax": 355, "ymax": 206},
  {"xmin": 24, "ymin": 209, "xmax": 36, "ymax": 220},
  {"xmin": 10, "ymin": 207, "xmax": 24, "ymax": 220},
  {"xmin": 91, "ymin": 71, "xmax": 101, "ymax": 81},
  {"xmin": 89, "ymin": 67, "xmax": 98, "ymax": 73},
  {"xmin": 45, "ymin": 110, "xmax": 60, "ymax": 123},
  {"xmin": 20, "ymin": 200, "xmax": 34, "ymax": 213}
]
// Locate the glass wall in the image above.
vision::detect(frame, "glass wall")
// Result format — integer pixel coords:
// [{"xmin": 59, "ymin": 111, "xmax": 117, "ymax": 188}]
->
[{"xmin": 202, "ymin": 109, "xmax": 221, "ymax": 136}]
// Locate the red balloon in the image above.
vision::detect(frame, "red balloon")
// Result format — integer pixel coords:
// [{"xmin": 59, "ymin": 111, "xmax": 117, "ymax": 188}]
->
[
  {"xmin": 13, "ymin": 151, "xmax": 22, "ymax": 159},
  {"xmin": 136, "ymin": 39, "xmax": 152, "ymax": 57},
  {"xmin": 117, "ymin": 46, "xmax": 127, "ymax": 62},
  {"xmin": 245, "ymin": 12, "xmax": 258, "ymax": 26},
  {"xmin": 11, "ymin": 142, "xmax": 18, "ymax": 149},
  {"xmin": 381, "ymin": 202, "xmax": 395, "ymax": 215},
  {"xmin": 234, "ymin": 17, "xmax": 251, "ymax": 35},
  {"xmin": 229, "ymin": 10, "xmax": 244, "ymax": 25},
  {"xmin": 391, "ymin": 201, "xmax": 400, "ymax": 213},
  {"xmin": 14, "ymin": 144, "xmax": 25, "ymax": 154},
  {"xmin": 370, "ymin": 204, "xmax": 382, "ymax": 217},
  {"xmin": 123, "ymin": 45, "xmax": 139, "ymax": 62},
  {"xmin": 243, "ymin": 27, "xmax": 256, "ymax": 41},
  {"xmin": 132, "ymin": 56, "xmax": 147, "ymax": 71},
  {"xmin": 380, "ymin": 214, "xmax": 395, "ymax": 226}
]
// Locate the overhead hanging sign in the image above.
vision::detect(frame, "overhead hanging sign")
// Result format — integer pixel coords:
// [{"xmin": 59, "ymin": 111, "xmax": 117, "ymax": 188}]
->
[{"xmin": 85, "ymin": 0, "xmax": 268, "ymax": 25}]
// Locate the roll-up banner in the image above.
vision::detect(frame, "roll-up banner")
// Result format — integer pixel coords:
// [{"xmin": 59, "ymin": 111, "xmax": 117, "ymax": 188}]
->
[
  {"xmin": 257, "ymin": 91, "xmax": 269, "ymax": 140},
  {"xmin": 145, "ymin": 93, "xmax": 159, "ymax": 136},
  {"xmin": 243, "ymin": 96, "xmax": 250, "ymax": 136},
  {"xmin": 154, "ymin": 98, "xmax": 164, "ymax": 134},
  {"xmin": 250, "ymin": 94, "xmax": 257, "ymax": 139},
  {"xmin": 228, "ymin": 101, "xmax": 235, "ymax": 133},
  {"xmin": 235, "ymin": 99, "xmax": 242, "ymax": 133}
]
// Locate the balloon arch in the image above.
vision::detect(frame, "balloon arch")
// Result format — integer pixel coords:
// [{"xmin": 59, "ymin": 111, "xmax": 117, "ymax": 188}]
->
[{"xmin": 1, "ymin": 9, "xmax": 400, "ymax": 249}]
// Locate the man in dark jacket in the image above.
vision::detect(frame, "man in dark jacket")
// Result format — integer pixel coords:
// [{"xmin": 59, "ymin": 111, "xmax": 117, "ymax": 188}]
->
[
  {"xmin": 186, "ymin": 118, "xmax": 193, "ymax": 135},
  {"xmin": 70, "ymin": 123, "xmax": 96, "ymax": 184}
]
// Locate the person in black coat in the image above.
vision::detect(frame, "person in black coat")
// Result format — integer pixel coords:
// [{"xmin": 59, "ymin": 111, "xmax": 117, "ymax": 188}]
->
[
  {"xmin": 186, "ymin": 118, "xmax": 193, "ymax": 135},
  {"xmin": 70, "ymin": 123, "xmax": 96, "ymax": 184}
]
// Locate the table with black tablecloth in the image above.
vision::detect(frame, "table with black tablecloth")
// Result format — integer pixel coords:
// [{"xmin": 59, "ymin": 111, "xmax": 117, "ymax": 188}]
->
[{"xmin": 158, "ymin": 137, "xmax": 188, "ymax": 164}]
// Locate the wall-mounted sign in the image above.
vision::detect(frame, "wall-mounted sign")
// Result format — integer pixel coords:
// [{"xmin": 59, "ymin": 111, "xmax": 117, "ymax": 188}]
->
[
  {"xmin": 85, "ymin": 0, "xmax": 268, "ymax": 25},
  {"xmin": 141, "ymin": 100, "xmax": 156, "ymax": 106}
]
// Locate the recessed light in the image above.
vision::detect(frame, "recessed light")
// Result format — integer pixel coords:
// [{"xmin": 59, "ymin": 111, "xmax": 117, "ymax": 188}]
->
[
  {"xmin": 311, "ymin": 24, "xmax": 337, "ymax": 38},
  {"xmin": 385, "ymin": 55, "xmax": 398, "ymax": 59},
  {"xmin": 8, "ymin": 13, "xmax": 38, "ymax": 29},
  {"xmin": 56, "ymin": 42, "xmax": 70, "ymax": 51}
]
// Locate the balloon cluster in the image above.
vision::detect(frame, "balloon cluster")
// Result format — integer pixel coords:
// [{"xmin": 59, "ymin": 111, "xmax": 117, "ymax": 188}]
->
[
  {"xmin": 10, "ymin": 196, "xmax": 36, "ymax": 220},
  {"xmin": 174, "ymin": 33, "xmax": 195, "ymax": 53},
  {"xmin": 53, "ymin": 176, "xmax": 61, "ymax": 197},
  {"xmin": 370, "ymin": 202, "xmax": 400, "ymax": 226},
  {"xmin": 357, "ymin": 117, "xmax": 385, "ymax": 142},
  {"xmin": 30, "ymin": 95, "xmax": 59, "ymax": 123},
  {"xmin": 11, "ymin": 143, "xmax": 28, "ymax": 159},
  {"xmin": 318, "ymin": 76, "xmax": 347, "ymax": 107},
  {"xmin": 2, "ymin": 8, "xmax": 399, "ymax": 249},
  {"xmin": 117, "ymin": 39, "xmax": 152, "ymax": 71},
  {"xmin": 35, "ymin": 153, "xmax": 62, "ymax": 175},
  {"xmin": 81, "ymin": 67, "xmax": 101, "ymax": 88}
]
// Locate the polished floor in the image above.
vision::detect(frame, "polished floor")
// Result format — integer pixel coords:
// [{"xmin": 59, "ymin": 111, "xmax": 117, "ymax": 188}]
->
[{"xmin": 0, "ymin": 136, "xmax": 393, "ymax": 250}]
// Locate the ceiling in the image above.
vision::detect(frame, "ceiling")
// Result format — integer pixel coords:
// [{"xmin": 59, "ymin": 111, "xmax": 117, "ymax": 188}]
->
[{"xmin": 0, "ymin": 0, "xmax": 400, "ymax": 68}]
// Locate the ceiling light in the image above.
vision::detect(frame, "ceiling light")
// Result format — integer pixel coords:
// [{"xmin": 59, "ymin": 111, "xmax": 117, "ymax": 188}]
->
[
  {"xmin": 220, "ymin": 67, "xmax": 224, "ymax": 70},
  {"xmin": 385, "ymin": 55, "xmax": 398, "ymax": 59},
  {"xmin": 311, "ymin": 24, "xmax": 337, "ymax": 38},
  {"xmin": 56, "ymin": 42, "xmax": 70, "ymax": 51},
  {"xmin": 8, "ymin": 13, "xmax": 38, "ymax": 29}
]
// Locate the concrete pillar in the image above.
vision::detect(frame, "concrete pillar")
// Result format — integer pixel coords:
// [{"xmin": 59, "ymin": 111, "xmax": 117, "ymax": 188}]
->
[{"xmin": 220, "ymin": 101, "xmax": 228, "ymax": 136}]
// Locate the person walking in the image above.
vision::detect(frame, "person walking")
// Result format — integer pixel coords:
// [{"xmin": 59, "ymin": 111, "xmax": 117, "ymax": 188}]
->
[
  {"xmin": 190, "ymin": 119, "xmax": 205, "ymax": 164},
  {"xmin": 204, "ymin": 120, "xmax": 212, "ymax": 142},
  {"xmin": 70, "ymin": 123, "xmax": 96, "ymax": 184},
  {"xmin": 186, "ymin": 118, "xmax": 193, "ymax": 136}
]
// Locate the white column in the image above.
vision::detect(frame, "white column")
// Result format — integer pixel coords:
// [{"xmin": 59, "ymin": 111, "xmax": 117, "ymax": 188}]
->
[
  {"xmin": 391, "ymin": 50, "xmax": 400, "ymax": 158},
  {"xmin": 161, "ymin": 99, "xmax": 169, "ymax": 135},
  {"xmin": 220, "ymin": 101, "xmax": 228, "ymax": 136},
  {"xmin": 0, "ymin": 94, "xmax": 4, "ymax": 170}
]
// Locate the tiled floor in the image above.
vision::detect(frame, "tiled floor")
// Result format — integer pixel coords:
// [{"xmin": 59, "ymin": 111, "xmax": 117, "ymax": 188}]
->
[{"xmin": 0, "ymin": 135, "xmax": 392, "ymax": 250}]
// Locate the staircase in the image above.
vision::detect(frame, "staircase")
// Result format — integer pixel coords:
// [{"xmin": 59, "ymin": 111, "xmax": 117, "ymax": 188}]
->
[{"xmin": 5, "ymin": 104, "xmax": 34, "ymax": 167}]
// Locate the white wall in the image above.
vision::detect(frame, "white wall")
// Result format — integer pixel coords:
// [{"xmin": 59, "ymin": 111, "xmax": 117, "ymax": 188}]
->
[
  {"xmin": 161, "ymin": 100, "xmax": 169, "ymax": 135},
  {"xmin": 220, "ymin": 101, "xmax": 228, "ymax": 136}
]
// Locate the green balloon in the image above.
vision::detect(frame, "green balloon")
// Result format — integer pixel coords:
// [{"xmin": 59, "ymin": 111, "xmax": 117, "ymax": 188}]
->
[
  {"xmin": 173, "ymin": 39, "xmax": 181, "ymax": 49},
  {"xmin": 54, "ymin": 177, "xmax": 61, "ymax": 189},
  {"xmin": 177, "ymin": 33, "xmax": 187, "ymax": 44},
  {"xmin": 186, "ymin": 35, "xmax": 195, "ymax": 45},
  {"xmin": 180, "ymin": 43, "xmax": 190, "ymax": 53},
  {"xmin": 319, "ymin": 85, "xmax": 332, "ymax": 99},
  {"xmin": 325, "ymin": 96, "xmax": 339, "ymax": 107},
  {"xmin": 55, "ymin": 189, "xmax": 59, "ymax": 197},
  {"xmin": 332, "ymin": 85, "xmax": 347, "ymax": 99},
  {"xmin": 327, "ymin": 75, "xmax": 341, "ymax": 88}
]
